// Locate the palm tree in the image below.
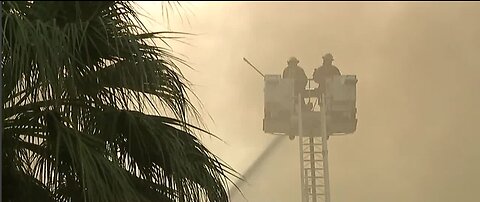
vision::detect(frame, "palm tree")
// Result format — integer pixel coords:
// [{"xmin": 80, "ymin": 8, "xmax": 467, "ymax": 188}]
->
[{"xmin": 2, "ymin": 1, "xmax": 237, "ymax": 201}]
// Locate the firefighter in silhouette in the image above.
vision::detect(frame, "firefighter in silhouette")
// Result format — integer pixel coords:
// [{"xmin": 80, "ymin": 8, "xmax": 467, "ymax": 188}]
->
[
  {"xmin": 282, "ymin": 57, "xmax": 308, "ymax": 140},
  {"xmin": 313, "ymin": 53, "xmax": 343, "ymax": 137},
  {"xmin": 313, "ymin": 53, "xmax": 341, "ymax": 97},
  {"xmin": 283, "ymin": 56, "xmax": 308, "ymax": 99}
]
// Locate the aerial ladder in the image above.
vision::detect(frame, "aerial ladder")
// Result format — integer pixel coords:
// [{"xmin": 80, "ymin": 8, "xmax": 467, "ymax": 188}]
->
[{"xmin": 243, "ymin": 58, "xmax": 358, "ymax": 202}]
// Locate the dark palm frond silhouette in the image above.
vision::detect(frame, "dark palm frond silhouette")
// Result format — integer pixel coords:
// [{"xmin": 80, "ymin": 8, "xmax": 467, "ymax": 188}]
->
[{"xmin": 2, "ymin": 1, "xmax": 238, "ymax": 201}]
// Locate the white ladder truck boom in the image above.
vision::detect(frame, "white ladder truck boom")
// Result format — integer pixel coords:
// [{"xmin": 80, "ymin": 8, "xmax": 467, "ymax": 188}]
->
[
  {"xmin": 241, "ymin": 57, "xmax": 358, "ymax": 202},
  {"xmin": 263, "ymin": 69, "xmax": 358, "ymax": 202}
]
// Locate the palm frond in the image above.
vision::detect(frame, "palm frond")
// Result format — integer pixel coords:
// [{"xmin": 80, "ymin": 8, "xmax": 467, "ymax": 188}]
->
[{"xmin": 3, "ymin": 1, "xmax": 240, "ymax": 201}]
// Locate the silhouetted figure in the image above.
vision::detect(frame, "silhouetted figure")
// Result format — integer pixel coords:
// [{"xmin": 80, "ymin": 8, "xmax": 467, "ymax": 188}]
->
[
  {"xmin": 283, "ymin": 56, "xmax": 308, "ymax": 99},
  {"xmin": 314, "ymin": 53, "xmax": 343, "ymax": 139},
  {"xmin": 283, "ymin": 57, "xmax": 308, "ymax": 140},
  {"xmin": 313, "ymin": 53, "xmax": 341, "ymax": 96}
]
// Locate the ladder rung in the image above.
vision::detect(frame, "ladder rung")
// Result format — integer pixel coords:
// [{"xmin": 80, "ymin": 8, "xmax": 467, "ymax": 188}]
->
[
  {"xmin": 306, "ymin": 185, "xmax": 325, "ymax": 189},
  {"xmin": 305, "ymin": 176, "xmax": 324, "ymax": 179},
  {"xmin": 306, "ymin": 184, "xmax": 325, "ymax": 187},
  {"xmin": 305, "ymin": 191, "xmax": 325, "ymax": 195}
]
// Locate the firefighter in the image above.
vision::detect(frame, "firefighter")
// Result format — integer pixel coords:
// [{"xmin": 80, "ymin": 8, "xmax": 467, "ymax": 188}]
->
[
  {"xmin": 313, "ymin": 53, "xmax": 341, "ymax": 96},
  {"xmin": 283, "ymin": 57, "xmax": 308, "ymax": 140},
  {"xmin": 283, "ymin": 56, "xmax": 308, "ymax": 98}
]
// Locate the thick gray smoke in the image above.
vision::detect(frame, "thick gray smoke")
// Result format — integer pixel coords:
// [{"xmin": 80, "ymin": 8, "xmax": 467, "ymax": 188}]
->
[{"xmin": 138, "ymin": 2, "xmax": 480, "ymax": 202}]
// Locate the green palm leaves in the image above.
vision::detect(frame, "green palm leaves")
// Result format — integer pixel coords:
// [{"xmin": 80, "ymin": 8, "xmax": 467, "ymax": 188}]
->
[{"xmin": 2, "ymin": 1, "xmax": 236, "ymax": 201}]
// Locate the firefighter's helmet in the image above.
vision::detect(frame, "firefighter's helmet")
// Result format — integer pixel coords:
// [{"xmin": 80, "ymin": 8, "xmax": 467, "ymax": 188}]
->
[
  {"xmin": 287, "ymin": 57, "xmax": 299, "ymax": 64},
  {"xmin": 322, "ymin": 53, "xmax": 334, "ymax": 61}
]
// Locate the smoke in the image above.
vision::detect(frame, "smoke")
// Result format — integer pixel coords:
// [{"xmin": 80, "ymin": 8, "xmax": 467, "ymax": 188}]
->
[{"xmin": 137, "ymin": 2, "xmax": 480, "ymax": 202}]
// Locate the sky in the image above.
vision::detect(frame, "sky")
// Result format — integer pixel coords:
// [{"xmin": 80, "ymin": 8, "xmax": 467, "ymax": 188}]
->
[{"xmin": 136, "ymin": 2, "xmax": 480, "ymax": 202}]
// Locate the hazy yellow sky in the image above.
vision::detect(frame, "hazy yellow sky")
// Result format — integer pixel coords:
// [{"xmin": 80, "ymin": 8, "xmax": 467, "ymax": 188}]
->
[{"xmin": 136, "ymin": 2, "xmax": 480, "ymax": 202}]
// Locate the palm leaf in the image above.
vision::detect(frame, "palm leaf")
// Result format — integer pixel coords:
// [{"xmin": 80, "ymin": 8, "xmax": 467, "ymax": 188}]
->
[{"xmin": 2, "ymin": 1, "xmax": 240, "ymax": 201}]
